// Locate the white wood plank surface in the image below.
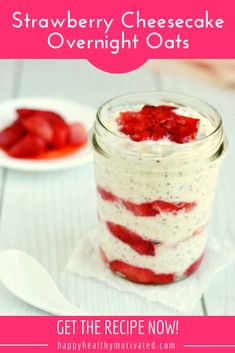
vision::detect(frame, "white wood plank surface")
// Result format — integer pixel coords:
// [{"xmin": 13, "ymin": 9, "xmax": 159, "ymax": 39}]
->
[{"xmin": 1, "ymin": 60, "xmax": 234, "ymax": 316}]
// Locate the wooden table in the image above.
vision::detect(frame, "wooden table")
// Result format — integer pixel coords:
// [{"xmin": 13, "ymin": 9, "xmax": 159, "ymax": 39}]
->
[{"xmin": 0, "ymin": 60, "xmax": 234, "ymax": 315}]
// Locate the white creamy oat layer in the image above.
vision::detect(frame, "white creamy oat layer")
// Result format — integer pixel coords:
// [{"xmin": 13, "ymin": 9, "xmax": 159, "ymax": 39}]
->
[{"xmin": 95, "ymin": 157, "xmax": 219, "ymax": 203}]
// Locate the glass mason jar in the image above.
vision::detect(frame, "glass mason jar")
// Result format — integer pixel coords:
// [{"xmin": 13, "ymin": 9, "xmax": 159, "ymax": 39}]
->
[{"xmin": 89, "ymin": 92, "xmax": 227, "ymax": 284}]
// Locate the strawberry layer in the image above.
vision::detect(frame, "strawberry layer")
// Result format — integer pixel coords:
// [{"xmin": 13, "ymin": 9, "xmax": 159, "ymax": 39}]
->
[
  {"xmin": 106, "ymin": 221, "xmax": 157, "ymax": 256},
  {"xmin": 97, "ymin": 186, "xmax": 197, "ymax": 217},
  {"xmin": 99, "ymin": 223, "xmax": 207, "ymax": 276},
  {"xmin": 110, "ymin": 260, "xmax": 174, "ymax": 284},
  {"xmin": 105, "ymin": 220, "xmax": 206, "ymax": 257},
  {"xmin": 101, "ymin": 249, "xmax": 204, "ymax": 284},
  {"xmin": 98, "ymin": 196, "xmax": 209, "ymax": 244}
]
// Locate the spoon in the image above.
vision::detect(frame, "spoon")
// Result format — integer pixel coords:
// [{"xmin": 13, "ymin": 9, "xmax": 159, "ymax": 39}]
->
[{"xmin": 0, "ymin": 249, "xmax": 86, "ymax": 315}]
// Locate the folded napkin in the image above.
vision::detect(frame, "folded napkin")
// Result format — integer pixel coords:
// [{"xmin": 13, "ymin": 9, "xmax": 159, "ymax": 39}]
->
[{"xmin": 66, "ymin": 229, "xmax": 235, "ymax": 312}]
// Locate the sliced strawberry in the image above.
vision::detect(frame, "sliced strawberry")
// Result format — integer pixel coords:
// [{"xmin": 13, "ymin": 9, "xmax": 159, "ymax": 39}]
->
[
  {"xmin": 97, "ymin": 186, "xmax": 197, "ymax": 216},
  {"xmin": 168, "ymin": 116, "xmax": 200, "ymax": 144},
  {"xmin": 109, "ymin": 260, "xmax": 174, "ymax": 284},
  {"xmin": 123, "ymin": 199, "xmax": 196, "ymax": 216},
  {"xmin": 0, "ymin": 119, "xmax": 24, "ymax": 148},
  {"xmin": 0, "ymin": 108, "xmax": 88, "ymax": 159},
  {"xmin": 133, "ymin": 119, "xmax": 152, "ymax": 132},
  {"xmin": 43, "ymin": 112, "xmax": 69, "ymax": 148},
  {"xmin": 163, "ymin": 118, "xmax": 178, "ymax": 132},
  {"xmin": 130, "ymin": 130, "xmax": 151, "ymax": 142},
  {"xmin": 17, "ymin": 109, "xmax": 69, "ymax": 148},
  {"xmin": 68, "ymin": 123, "xmax": 87, "ymax": 146},
  {"xmin": 16, "ymin": 108, "xmax": 38, "ymax": 120},
  {"xmin": 184, "ymin": 202, "xmax": 197, "ymax": 212},
  {"xmin": 21, "ymin": 114, "xmax": 54, "ymax": 144},
  {"xmin": 184, "ymin": 254, "xmax": 204, "ymax": 277},
  {"xmin": 97, "ymin": 186, "xmax": 119, "ymax": 202},
  {"xmin": 8, "ymin": 134, "xmax": 46, "ymax": 158},
  {"xmin": 106, "ymin": 222, "xmax": 155, "ymax": 256},
  {"xmin": 118, "ymin": 111, "xmax": 140, "ymax": 124},
  {"xmin": 152, "ymin": 200, "xmax": 197, "ymax": 213},
  {"xmin": 141, "ymin": 105, "xmax": 176, "ymax": 122},
  {"xmin": 151, "ymin": 125, "xmax": 166, "ymax": 140},
  {"xmin": 122, "ymin": 200, "xmax": 158, "ymax": 216},
  {"xmin": 152, "ymin": 200, "xmax": 178, "ymax": 213}
]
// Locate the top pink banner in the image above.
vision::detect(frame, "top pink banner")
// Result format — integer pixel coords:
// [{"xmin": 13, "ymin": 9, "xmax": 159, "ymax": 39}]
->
[{"xmin": 0, "ymin": 0, "xmax": 234, "ymax": 73}]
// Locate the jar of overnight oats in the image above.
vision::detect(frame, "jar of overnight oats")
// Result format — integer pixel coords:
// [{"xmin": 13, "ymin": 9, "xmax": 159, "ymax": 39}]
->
[{"xmin": 90, "ymin": 92, "xmax": 227, "ymax": 284}]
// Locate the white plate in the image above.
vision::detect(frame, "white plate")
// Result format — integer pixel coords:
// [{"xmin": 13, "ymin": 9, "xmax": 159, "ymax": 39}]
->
[{"xmin": 0, "ymin": 97, "xmax": 96, "ymax": 172}]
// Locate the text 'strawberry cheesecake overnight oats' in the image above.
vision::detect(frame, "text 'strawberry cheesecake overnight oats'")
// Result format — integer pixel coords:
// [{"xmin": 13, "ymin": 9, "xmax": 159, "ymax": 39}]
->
[{"xmin": 90, "ymin": 92, "xmax": 227, "ymax": 284}]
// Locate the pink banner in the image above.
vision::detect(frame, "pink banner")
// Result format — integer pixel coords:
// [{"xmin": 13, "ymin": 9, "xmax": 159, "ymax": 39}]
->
[
  {"xmin": 0, "ymin": 316, "xmax": 235, "ymax": 352},
  {"xmin": 0, "ymin": 0, "xmax": 234, "ymax": 72}
]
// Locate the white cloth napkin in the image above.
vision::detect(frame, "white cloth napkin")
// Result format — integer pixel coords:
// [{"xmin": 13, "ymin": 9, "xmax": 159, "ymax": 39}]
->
[{"xmin": 66, "ymin": 229, "xmax": 235, "ymax": 312}]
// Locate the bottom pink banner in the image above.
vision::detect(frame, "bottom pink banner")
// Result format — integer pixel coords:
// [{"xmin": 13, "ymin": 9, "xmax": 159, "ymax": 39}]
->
[{"xmin": 0, "ymin": 316, "xmax": 234, "ymax": 352}]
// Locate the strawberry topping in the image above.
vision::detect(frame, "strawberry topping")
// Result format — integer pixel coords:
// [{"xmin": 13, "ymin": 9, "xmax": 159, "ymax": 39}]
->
[
  {"xmin": 98, "ymin": 186, "xmax": 197, "ymax": 217},
  {"xmin": 106, "ymin": 221, "xmax": 156, "ymax": 256},
  {"xmin": 117, "ymin": 104, "xmax": 200, "ymax": 143}
]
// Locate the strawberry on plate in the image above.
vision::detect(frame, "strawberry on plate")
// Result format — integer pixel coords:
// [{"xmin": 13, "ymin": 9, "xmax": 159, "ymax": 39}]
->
[
  {"xmin": 21, "ymin": 114, "xmax": 54, "ymax": 144},
  {"xmin": 43, "ymin": 112, "xmax": 69, "ymax": 148},
  {"xmin": 18, "ymin": 109, "xmax": 69, "ymax": 148},
  {"xmin": 16, "ymin": 108, "xmax": 38, "ymax": 120},
  {"xmin": 8, "ymin": 134, "xmax": 47, "ymax": 158},
  {"xmin": 0, "ymin": 107, "xmax": 88, "ymax": 160},
  {"xmin": 0, "ymin": 119, "xmax": 24, "ymax": 148},
  {"xmin": 69, "ymin": 123, "xmax": 87, "ymax": 146}
]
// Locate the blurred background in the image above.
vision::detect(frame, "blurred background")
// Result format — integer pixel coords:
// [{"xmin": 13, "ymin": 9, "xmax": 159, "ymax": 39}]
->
[{"xmin": 0, "ymin": 59, "xmax": 234, "ymax": 316}]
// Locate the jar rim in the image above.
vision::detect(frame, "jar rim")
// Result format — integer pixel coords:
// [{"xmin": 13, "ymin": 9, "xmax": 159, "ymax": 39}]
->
[{"xmin": 96, "ymin": 91, "xmax": 222, "ymax": 148}]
